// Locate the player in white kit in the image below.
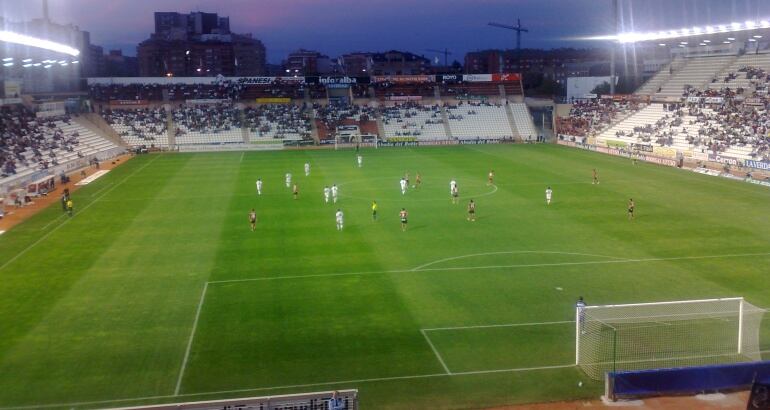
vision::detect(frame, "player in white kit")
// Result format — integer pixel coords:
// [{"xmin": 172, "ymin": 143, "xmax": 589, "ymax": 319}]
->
[
  {"xmin": 256, "ymin": 178, "xmax": 263, "ymax": 195},
  {"xmin": 450, "ymin": 179, "xmax": 457, "ymax": 196},
  {"xmin": 400, "ymin": 178, "xmax": 408, "ymax": 195},
  {"xmin": 545, "ymin": 186, "xmax": 553, "ymax": 205},
  {"xmin": 331, "ymin": 184, "xmax": 339, "ymax": 203},
  {"xmin": 304, "ymin": 162, "xmax": 310, "ymax": 176},
  {"xmin": 357, "ymin": 154, "xmax": 363, "ymax": 168},
  {"xmin": 285, "ymin": 172, "xmax": 292, "ymax": 188},
  {"xmin": 323, "ymin": 186, "xmax": 331, "ymax": 203},
  {"xmin": 335, "ymin": 209, "xmax": 344, "ymax": 230}
]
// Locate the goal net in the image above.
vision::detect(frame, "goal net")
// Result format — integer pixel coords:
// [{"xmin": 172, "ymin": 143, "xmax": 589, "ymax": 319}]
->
[{"xmin": 576, "ymin": 297, "xmax": 766, "ymax": 380}]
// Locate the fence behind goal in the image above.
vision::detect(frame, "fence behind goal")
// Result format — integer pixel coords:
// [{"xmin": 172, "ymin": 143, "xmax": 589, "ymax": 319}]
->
[
  {"xmin": 576, "ymin": 297, "xmax": 766, "ymax": 380},
  {"xmin": 109, "ymin": 389, "xmax": 358, "ymax": 410}
]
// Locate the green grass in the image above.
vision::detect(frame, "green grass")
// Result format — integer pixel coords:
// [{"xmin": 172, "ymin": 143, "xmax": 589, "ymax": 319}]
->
[{"xmin": 0, "ymin": 144, "xmax": 769, "ymax": 409}]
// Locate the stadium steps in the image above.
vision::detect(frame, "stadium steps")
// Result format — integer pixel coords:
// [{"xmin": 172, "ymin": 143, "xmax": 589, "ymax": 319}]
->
[
  {"xmin": 505, "ymin": 102, "xmax": 523, "ymax": 141},
  {"xmin": 166, "ymin": 108, "xmax": 176, "ymax": 148},
  {"xmin": 597, "ymin": 104, "xmax": 668, "ymax": 145},
  {"xmin": 305, "ymin": 88, "xmax": 320, "ymax": 144},
  {"xmin": 510, "ymin": 103, "xmax": 537, "ymax": 141},
  {"xmin": 706, "ymin": 53, "xmax": 770, "ymax": 92},
  {"xmin": 654, "ymin": 55, "xmax": 738, "ymax": 98},
  {"xmin": 77, "ymin": 114, "xmax": 130, "ymax": 148},
  {"xmin": 636, "ymin": 56, "xmax": 686, "ymax": 96},
  {"xmin": 440, "ymin": 104, "xmax": 453, "ymax": 139}
]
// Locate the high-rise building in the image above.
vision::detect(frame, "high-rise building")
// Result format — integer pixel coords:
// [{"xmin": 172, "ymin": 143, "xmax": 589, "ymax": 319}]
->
[{"xmin": 138, "ymin": 11, "xmax": 266, "ymax": 77}]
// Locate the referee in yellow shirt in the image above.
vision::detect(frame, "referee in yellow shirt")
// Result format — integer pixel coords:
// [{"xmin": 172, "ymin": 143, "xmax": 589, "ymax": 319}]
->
[{"xmin": 371, "ymin": 200, "xmax": 378, "ymax": 221}]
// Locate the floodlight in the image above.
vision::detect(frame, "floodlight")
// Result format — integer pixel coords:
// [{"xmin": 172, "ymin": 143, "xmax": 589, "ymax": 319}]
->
[{"xmin": 0, "ymin": 31, "xmax": 80, "ymax": 56}]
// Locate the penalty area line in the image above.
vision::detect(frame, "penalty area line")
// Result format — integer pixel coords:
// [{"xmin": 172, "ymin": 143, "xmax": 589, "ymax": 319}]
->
[
  {"xmin": 174, "ymin": 282, "xmax": 209, "ymax": 395},
  {"xmin": 421, "ymin": 329, "xmax": 452, "ymax": 374}
]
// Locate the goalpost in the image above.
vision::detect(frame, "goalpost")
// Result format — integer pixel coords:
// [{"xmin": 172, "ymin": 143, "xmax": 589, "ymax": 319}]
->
[{"xmin": 576, "ymin": 297, "xmax": 766, "ymax": 380}]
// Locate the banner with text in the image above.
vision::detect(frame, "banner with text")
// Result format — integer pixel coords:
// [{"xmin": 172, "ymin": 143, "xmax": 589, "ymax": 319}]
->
[
  {"xmin": 372, "ymin": 75, "xmax": 433, "ymax": 83},
  {"xmin": 745, "ymin": 159, "xmax": 770, "ymax": 170}
]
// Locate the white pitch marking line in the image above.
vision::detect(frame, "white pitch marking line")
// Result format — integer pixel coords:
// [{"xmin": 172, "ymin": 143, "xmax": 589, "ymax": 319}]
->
[
  {"xmin": 411, "ymin": 250, "xmax": 629, "ymax": 271},
  {"xmin": 206, "ymin": 251, "xmax": 770, "ymax": 284},
  {"xmin": 421, "ymin": 329, "xmax": 452, "ymax": 374},
  {"xmin": 38, "ymin": 213, "xmax": 67, "ymax": 231},
  {"xmin": 239, "ymin": 152, "xmax": 245, "ymax": 163},
  {"xmin": 0, "ymin": 155, "xmax": 161, "ymax": 272},
  {"xmin": 6, "ymin": 348, "xmax": 770, "ymax": 410},
  {"xmin": 174, "ymin": 281, "xmax": 209, "ymax": 396},
  {"xmin": 423, "ymin": 320, "xmax": 574, "ymax": 332}
]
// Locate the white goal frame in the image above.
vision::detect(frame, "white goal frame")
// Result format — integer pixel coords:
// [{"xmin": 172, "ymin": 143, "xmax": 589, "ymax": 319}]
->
[{"xmin": 575, "ymin": 297, "xmax": 765, "ymax": 380}]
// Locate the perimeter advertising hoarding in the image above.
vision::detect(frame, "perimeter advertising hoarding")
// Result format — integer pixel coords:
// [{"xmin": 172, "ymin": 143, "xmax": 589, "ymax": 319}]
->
[
  {"xmin": 652, "ymin": 146, "xmax": 678, "ymax": 159},
  {"xmin": 745, "ymin": 159, "xmax": 770, "ymax": 170},
  {"xmin": 255, "ymin": 98, "xmax": 292, "ymax": 104},
  {"xmin": 237, "ymin": 77, "xmax": 305, "ymax": 85},
  {"xmin": 109, "ymin": 100, "xmax": 149, "ymax": 106},
  {"xmin": 708, "ymin": 154, "xmax": 743, "ymax": 166},
  {"xmin": 372, "ymin": 75, "xmax": 433, "ymax": 83},
  {"xmin": 436, "ymin": 74, "xmax": 462, "ymax": 83},
  {"xmin": 463, "ymin": 74, "xmax": 492, "ymax": 82},
  {"xmin": 305, "ymin": 76, "xmax": 370, "ymax": 85}
]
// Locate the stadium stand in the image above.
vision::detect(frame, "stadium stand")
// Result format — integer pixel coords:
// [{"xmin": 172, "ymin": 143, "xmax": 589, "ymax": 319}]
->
[
  {"xmin": 654, "ymin": 55, "xmax": 737, "ymax": 98},
  {"xmin": 510, "ymin": 102, "xmax": 539, "ymax": 140},
  {"xmin": 445, "ymin": 101, "xmax": 512, "ymax": 139},
  {"xmin": 102, "ymin": 107, "xmax": 169, "ymax": 147},
  {"xmin": 1, "ymin": 106, "xmax": 121, "ymax": 181},
  {"xmin": 243, "ymin": 104, "xmax": 312, "ymax": 142},
  {"xmin": 314, "ymin": 103, "xmax": 377, "ymax": 141},
  {"xmin": 173, "ymin": 103, "xmax": 244, "ymax": 145},
  {"xmin": 380, "ymin": 102, "xmax": 447, "ymax": 139}
]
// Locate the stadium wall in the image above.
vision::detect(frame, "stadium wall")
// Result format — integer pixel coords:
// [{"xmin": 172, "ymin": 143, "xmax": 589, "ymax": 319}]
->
[{"xmin": 606, "ymin": 361, "xmax": 770, "ymax": 400}]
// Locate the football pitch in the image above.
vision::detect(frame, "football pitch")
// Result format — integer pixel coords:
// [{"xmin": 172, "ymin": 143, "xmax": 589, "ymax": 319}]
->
[{"xmin": 1, "ymin": 144, "xmax": 769, "ymax": 409}]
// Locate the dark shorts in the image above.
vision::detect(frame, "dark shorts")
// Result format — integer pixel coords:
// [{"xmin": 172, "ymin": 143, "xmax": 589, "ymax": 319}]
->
[
  {"xmin": 250, "ymin": 218, "xmax": 256, "ymax": 223},
  {"xmin": 401, "ymin": 218, "xmax": 407, "ymax": 223},
  {"xmin": 628, "ymin": 207, "xmax": 634, "ymax": 213},
  {"xmin": 469, "ymin": 210, "xmax": 475, "ymax": 214}
]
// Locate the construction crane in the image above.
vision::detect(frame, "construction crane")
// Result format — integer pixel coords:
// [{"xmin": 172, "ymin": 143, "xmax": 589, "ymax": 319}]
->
[
  {"xmin": 488, "ymin": 19, "xmax": 529, "ymax": 52},
  {"xmin": 425, "ymin": 48, "xmax": 452, "ymax": 67}
]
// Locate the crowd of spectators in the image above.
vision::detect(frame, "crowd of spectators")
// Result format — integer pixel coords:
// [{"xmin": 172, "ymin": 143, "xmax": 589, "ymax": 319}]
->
[
  {"xmin": 173, "ymin": 103, "xmax": 241, "ymax": 135},
  {"xmin": 560, "ymin": 99, "xmax": 643, "ymax": 137},
  {"xmin": 102, "ymin": 107, "xmax": 167, "ymax": 143},
  {"xmin": 0, "ymin": 106, "xmax": 80, "ymax": 177},
  {"xmin": 314, "ymin": 103, "xmax": 375, "ymax": 134},
  {"xmin": 380, "ymin": 102, "xmax": 443, "ymax": 136},
  {"xmin": 243, "ymin": 104, "xmax": 311, "ymax": 140}
]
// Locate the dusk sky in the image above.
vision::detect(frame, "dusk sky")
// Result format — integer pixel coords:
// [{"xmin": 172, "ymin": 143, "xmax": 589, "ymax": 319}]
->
[{"xmin": 3, "ymin": 0, "xmax": 770, "ymax": 63}]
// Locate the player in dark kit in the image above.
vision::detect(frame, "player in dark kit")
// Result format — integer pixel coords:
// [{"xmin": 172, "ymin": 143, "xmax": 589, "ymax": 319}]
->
[
  {"xmin": 467, "ymin": 199, "xmax": 476, "ymax": 221},
  {"xmin": 249, "ymin": 209, "xmax": 257, "ymax": 231},
  {"xmin": 399, "ymin": 208, "xmax": 408, "ymax": 231},
  {"xmin": 627, "ymin": 198, "xmax": 635, "ymax": 220},
  {"xmin": 593, "ymin": 168, "xmax": 599, "ymax": 185}
]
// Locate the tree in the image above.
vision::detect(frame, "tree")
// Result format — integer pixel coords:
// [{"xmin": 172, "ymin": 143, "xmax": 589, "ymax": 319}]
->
[{"xmin": 591, "ymin": 81, "xmax": 611, "ymax": 95}]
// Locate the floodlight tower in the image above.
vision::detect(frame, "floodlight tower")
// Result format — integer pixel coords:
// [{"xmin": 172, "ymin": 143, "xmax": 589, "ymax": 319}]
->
[
  {"xmin": 610, "ymin": 0, "xmax": 618, "ymax": 94},
  {"xmin": 42, "ymin": 0, "xmax": 50, "ymax": 22}
]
